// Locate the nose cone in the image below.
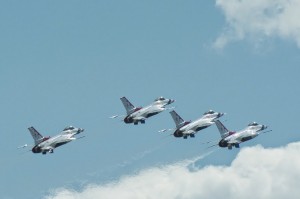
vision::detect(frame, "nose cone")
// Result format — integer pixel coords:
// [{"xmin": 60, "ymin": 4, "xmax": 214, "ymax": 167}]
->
[
  {"xmin": 261, "ymin": 125, "xmax": 268, "ymax": 131},
  {"xmin": 217, "ymin": 112, "xmax": 225, "ymax": 118},
  {"xmin": 77, "ymin": 128, "xmax": 84, "ymax": 134},
  {"xmin": 168, "ymin": 99, "xmax": 175, "ymax": 104}
]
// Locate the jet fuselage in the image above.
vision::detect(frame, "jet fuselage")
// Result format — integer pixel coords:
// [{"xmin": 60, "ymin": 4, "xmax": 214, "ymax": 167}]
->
[
  {"xmin": 31, "ymin": 126, "xmax": 84, "ymax": 154},
  {"xmin": 173, "ymin": 111, "xmax": 224, "ymax": 138},
  {"xmin": 218, "ymin": 124, "xmax": 267, "ymax": 148},
  {"xmin": 123, "ymin": 97, "xmax": 175, "ymax": 125}
]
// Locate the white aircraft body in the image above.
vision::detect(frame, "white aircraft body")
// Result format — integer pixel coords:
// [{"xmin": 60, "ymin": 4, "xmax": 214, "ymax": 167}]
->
[
  {"xmin": 120, "ymin": 96, "xmax": 175, "ymax": 125},
  {"xmin": 170, "ymin": 110, "xmax": 224, "ymax": 139},
  {"xmin": 28, "ymin": 126, "xmax": 84, "ymax": 154},
  {"xmin": 215, "ymin": 120, "xmax": 268, "ymax": 149}
]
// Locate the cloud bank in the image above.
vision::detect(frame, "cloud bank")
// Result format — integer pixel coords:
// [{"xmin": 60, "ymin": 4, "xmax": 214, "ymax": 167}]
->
[
  {"xmin": 214, "ymin": 0, "xmax": 300, "ymax": 48},
  {"xmin": 45, "ymin": 142, "xmax": 300, "ymax": 199}
]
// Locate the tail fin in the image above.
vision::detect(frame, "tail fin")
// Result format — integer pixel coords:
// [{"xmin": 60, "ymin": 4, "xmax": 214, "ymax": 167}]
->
[
  {"xmin": 170, "ymin": 110, "xmax": 185, "ymax": 128},
  {"xmin": 215, "ymin": 120, "xmax": 229, "ymax": 138},
  {"xmin": 120, "ymin": 97, "xmax": 136, "ymax": 115},
  {"xmin": 28, "ymin": 127, "xmax": 44, "ymax": 145}
]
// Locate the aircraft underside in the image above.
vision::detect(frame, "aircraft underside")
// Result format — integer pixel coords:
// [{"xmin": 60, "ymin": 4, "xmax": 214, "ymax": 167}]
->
[
  {"xmin": 195, "ymin": 125, "xmax": 209, "ymax": 132},
  {"xmin": 145, "ymin": 112, "xmax": 160, "ymax": 118},
  {"xmin": 218, "ymin": 140, "xmax": 240, "ymax": 149},
  {"xmin": 241, "ymin": 136, "xmax": 253, "ymax": 142},
  {"xmin": 219, "ymin": 136, "xmax": 254, "ymax": 150},
  {"xmin": 37, "ymin": 141, "xmax": 70, "ymax": 155},
  {"xmin": 125, "ymin": 112, "xmax": 160, "ymax": 125},
  {"xmin": 53, "ymin": 141, "xmax": 69, "ymax": 148},
  {"xmin": 173, "ymin": 125, "xmax": 210, "ymax": 139}
]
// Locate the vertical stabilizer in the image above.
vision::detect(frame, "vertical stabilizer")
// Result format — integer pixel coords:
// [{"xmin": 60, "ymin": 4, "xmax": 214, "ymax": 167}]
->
[
  {"xmin": 28, "ymin": 127, "xmax": 44, "ymax": 145},
  {"xmin": 215, "ymin": 120, "xmax": 229, "ymax": 138},
  {"xmin": 170, "ymin": 110, "xmax": 185, "ymax": 128},
  {"xmin": 120, "ymin": 97, "xmax": 136, "ymax": 115}
]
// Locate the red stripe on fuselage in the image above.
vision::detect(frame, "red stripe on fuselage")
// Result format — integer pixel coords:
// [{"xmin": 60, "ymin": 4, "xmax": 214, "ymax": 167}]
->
[
  {"xmin": 133, "ymin": 107, "xmax": 143, "ymax": 113},
  {"xmin": 182, "ymin": 121, "xmax": 191, "ymax": 127},
  {"xmin": 229, "ymin": 131, "xmax": 236, "ymax": 136},
  {"xmin": 42, "ymin": 136, "xmax": 51, "ymax": 142}
]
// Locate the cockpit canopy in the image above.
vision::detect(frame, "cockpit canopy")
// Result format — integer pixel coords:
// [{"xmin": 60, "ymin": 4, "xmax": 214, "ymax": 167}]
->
[
  {"xmin": 248, "ymin": 122, "xmax": 258, "ymax": 127},
  {"xmin": 203, "ymin": 110, "xmax": 215, "ymax": 115},
  {"xmin": 63, "ymin": 126, "xmax": 75, "ymax": 131},
  {"xmin": 154, "ymin": 96, "xmax": 165, "ymax": 101}
]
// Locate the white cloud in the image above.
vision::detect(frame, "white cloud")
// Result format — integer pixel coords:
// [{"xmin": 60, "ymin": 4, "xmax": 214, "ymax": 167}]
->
[
  {"xmin": 214, "ymin": 0, "xmax": 300, "ymax": 48},
  {"xmin": 45, "ymin": 142, "xmax": 300, "ymax": 199}
]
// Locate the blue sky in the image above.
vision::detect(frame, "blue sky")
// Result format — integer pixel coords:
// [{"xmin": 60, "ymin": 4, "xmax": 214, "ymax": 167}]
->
[{"xmin": 1, "ymin": 1, "xmax": 300, "ymax": 198}]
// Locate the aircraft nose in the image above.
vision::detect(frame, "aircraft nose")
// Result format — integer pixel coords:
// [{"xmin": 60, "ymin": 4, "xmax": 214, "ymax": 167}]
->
[
  {"xmin": 168, "ymin": 99, "xmax": 175, "ymax": 104},
  {"xmin": 77, "ymin": 128, "xmax": 84, "ymax": 133},
  {"xmin": 218, "ymin": 112, "xmax": 225, "ymax": 117},
  {"xmin": 261, "ymin": 125, "xmax": 268, "ymax": 130}
]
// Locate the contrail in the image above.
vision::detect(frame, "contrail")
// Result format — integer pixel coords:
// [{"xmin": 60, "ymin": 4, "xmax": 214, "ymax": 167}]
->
[
  {"xmin": 86, "ymin": 138, "xmax": 174, "ymax": 178},
  {"xmin": 117, "ymin": 138, "xmax": 174, "ymax": 168},
  {"xmin": 173, "ymin": 149, "xmax": 217, "ymax": 168}
]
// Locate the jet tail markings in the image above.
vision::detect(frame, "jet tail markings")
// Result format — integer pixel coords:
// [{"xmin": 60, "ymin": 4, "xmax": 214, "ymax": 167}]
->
[
  {"xmin": 28, "ymin": 127, "xmax": 45, "ymax": 145},
  {"xmin": 215, "ymin": 120, "xmax": 231, "ymax": 139},
  {"xmin": 120, "ymin": 97, "xmax": 137, "ymax": 115},
  {"xmin": 170, "ymin": 110, "xmax": 187, "ymax": 128}
]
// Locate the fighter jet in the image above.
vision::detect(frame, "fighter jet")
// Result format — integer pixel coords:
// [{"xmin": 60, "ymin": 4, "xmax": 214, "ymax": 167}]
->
[
  {"xmin": 215, "ymin": 120, "xmax": 269, "ymax": 149},
  {"xmin": 169, "ymin": 110, "xmax": 225, "ymax": 139},
  {"xmin": 27, "ymin": 126, "xmax": 84, "ymax": 154},
  {"xmin": 118, "ymin": 96, "xmax": 175, "ymax": 125}
]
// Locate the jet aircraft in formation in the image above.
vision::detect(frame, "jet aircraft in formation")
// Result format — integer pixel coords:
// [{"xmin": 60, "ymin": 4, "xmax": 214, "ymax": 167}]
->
[
  {"xmin": 20, "ymin": 95, "xmax": 270, "ymax": 154},
  {"xmin": 215, "ymin": 120, "xmax": 269, "ymax": 149},
  {"xmin": 25, "ymin": 126, "xmax": 84, "ymax": 155},
  {"xmin": 169, "ymin": 110, "xmax": 225, "ymax": 139},
  {"xmin": 112, "ymin": 96, "xmax": 270, "ymax": 147},
  {"xmin": 113, "ymin": 96, "xmax": 175, "ymax": 125}
]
